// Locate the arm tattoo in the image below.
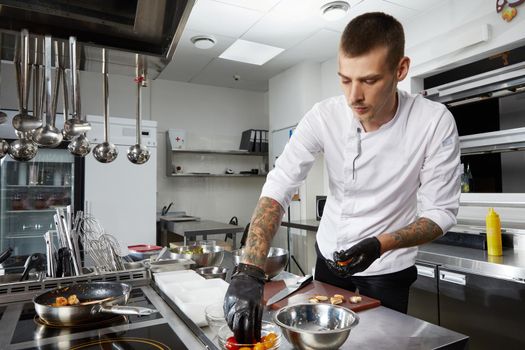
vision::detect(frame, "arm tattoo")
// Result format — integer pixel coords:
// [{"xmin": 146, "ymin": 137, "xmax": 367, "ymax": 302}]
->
[
  {"xmin": 389, "ymin": 217, "xmax": 443, "ymax": 250},
  {"xmin": 241, "ymin": 197, "xmax": 284, "ymax": 269}
]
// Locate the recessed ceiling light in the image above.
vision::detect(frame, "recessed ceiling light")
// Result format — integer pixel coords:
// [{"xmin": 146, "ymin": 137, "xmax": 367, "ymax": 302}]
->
[
  {"xmin": 191, "ymin": 35, "xmax": 216, "ymax": 49},
  {"xmin": 219, "ymin": 39, "xmax": 284, "ymax": 65},
  {"xmin": 320, "ymin": 1, "xmax": 350, "ymax": 21}
]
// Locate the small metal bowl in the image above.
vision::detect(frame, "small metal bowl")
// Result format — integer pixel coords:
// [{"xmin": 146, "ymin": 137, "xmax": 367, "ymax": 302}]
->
[
  {"xmin": 195, "ymin": 266, "xmax": 228, "ymax": 280},
  {"xmin": 232, "ymin": 247, "xmax": 289, "ymax": 280},
  {"xmin": 274, "ymin": 303, "xmax": 359, "ymax": 350},
  {"xmin": 169, "ymin": 245, "xmax": 224, "ymax": 267}
]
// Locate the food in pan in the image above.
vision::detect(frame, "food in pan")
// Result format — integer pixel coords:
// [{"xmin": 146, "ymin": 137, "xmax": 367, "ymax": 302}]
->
[
  {"xmin": 51, "ymin": 294, "xmax": 80, "ymax": 306},
  {"xmin": 53, "ymin": 296, "xmax": 68, "ymax": 307},
  {"xmin": 67, "ymin": 294, "xmax": 80, "ymax": 305}
]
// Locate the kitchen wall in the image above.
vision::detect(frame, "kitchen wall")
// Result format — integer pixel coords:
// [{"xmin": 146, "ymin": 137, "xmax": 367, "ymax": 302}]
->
[
  {"xmin": 151, "ymin": 80, "xmax": 268, "ymax": 229},
  {"xmin": 267, "ymin": 61, "xmax": 327, "ymax": 275}
]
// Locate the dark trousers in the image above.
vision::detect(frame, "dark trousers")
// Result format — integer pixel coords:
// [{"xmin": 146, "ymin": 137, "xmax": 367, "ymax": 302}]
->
[{"xmin": 314, "ymin": 247, "xmax": 417, "ymax": 313}]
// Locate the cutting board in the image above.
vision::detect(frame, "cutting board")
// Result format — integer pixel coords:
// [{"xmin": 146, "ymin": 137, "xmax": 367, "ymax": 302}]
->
[{"xmin": 263, "ymin": 279, "xmax": 381, "ymax": 312}]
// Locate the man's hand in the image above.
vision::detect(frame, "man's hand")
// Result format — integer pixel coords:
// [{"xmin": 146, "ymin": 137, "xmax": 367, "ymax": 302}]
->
[
  {"xmin": 223, "ymin": 263, "xmax": 265, "ymax": 344},
  {"xmin": 325, "ymin": 237, "xmax": 381, "ymax": 278}
]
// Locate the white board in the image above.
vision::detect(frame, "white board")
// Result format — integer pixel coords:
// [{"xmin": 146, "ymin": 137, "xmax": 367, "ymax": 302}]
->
[{"xmin": 271, "ymin": 125, "xmax": 296, "ymax": 169}]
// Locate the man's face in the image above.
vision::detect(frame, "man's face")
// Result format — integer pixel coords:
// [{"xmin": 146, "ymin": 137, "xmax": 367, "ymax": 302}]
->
[{"xmin": 338, "ymin": 46, "xmax": 407, "ymax": 127}]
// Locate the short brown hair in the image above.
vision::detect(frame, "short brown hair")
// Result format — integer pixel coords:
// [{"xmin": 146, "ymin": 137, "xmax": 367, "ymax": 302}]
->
[{"xmin": 340, "ymin": 12, "xmax": 405, "ymax": 70}]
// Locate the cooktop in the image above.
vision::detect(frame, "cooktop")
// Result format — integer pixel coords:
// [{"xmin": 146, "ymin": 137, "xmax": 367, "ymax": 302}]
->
[{"xmin": 4, "ymin": 287, "xmax": 189, "ymax": 350}]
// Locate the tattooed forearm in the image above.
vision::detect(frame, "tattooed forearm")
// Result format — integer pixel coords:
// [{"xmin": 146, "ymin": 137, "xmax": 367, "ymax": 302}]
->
[
  {"xmin": 241, "ymin": 197, "xmax": 285, "ymax": 269},
  {"xmin": 377, "ymin": 217, "xmax": 443, "ymax": 254}
]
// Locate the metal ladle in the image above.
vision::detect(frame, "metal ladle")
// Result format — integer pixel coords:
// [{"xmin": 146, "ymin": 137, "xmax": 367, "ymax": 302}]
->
[
  {"xmin": 93, "ymin": 48, "xmax": 118, "ymax": 163},
  {"xmin": 67, "ymin": 36, "xmax": 91, "ymax": 157},
  {"xmin": 127, "ymin": 54, "xmax": 150, "ymax": 165},
  {"xmin": 12, "ymin": 29, "xmax": 42, "ymax": 133},
  {"xmin": 33, "ymin": 36, "xmax": 63, "ymax": 148},
  {"xmin": 0, "ymin": 34, "xmax": 8, "ymax": 125},
  {"xmin": 62, "ymin": 36, "xmax": 90, "ymax": 138},
  {"xmin": 8, "ymin": 30, "xmax": 38, "ymax": 162}
]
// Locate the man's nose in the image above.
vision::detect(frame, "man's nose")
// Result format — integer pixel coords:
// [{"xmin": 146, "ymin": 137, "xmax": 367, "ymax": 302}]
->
[{"xmin": 349, "ymin": 83, "xmax": 364, "ymax": 104}]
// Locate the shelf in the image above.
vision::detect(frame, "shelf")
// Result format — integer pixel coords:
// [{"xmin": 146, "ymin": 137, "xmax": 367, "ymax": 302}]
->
[
  {"xmin": 168, "ymin": 173, "xmax": 267, "ymax": 178},
  {"xmin": 5, "ymin": 185, "xmax": 72, "ymax": 188},
  {"xmin": 5, "ymin": 208, "xmax": 64, "ymax": 213},
  {"xmin": 171, "ymin": 149, "xmax": 268, "ymax": 156}
]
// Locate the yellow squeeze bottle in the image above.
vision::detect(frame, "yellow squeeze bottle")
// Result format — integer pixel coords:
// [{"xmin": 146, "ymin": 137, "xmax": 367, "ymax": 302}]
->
[{"xmin": 486, "ymin": 208, "xmax": 502, "ymax": 256}]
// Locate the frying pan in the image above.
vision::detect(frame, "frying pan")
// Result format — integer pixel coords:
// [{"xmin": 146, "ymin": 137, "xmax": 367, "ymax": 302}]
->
[{"xmin": 33, "ymin": 282, "xmax": 157, "ymax": 326}]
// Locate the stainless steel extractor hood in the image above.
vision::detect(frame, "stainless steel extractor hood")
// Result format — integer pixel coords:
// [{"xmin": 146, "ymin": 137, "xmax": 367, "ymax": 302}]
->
[{"xmin": 0, "ymin": 0, "xmax": 195, "ymax": 78}]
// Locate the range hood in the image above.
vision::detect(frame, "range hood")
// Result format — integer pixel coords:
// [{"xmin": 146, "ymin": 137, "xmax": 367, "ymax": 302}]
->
[{"xmin": 0, "ymin": 0, "xmax": 195, "ymax": 78}]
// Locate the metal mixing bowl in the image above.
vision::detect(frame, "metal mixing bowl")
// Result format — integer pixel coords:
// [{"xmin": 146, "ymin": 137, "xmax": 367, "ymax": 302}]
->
[
  {"xmin": 273, "ymin": 303, "xmax": 359, "ymax": 350},
  {"xmin": 195, "ymin": 266, "xmax": 228, "ymax": 280},
  {"xmin": 232, "ymin": 247, "xmax": 289, "ymax": 280},
  {"xmin": 169, "ymin": 245, "xmax": 224, "ymax": 267}
]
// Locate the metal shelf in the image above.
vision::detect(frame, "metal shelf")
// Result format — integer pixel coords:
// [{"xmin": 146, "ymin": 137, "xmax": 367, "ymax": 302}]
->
[
  {"xmin": 168, "ymin": 173, "xmax": 266, "ymax": 178},
  {"xmin": 5, "ymin": 185, "xmax": 72, "ymax": 188},
  {"xmin": 5, "ymin": 209, "xmax": 64, "ymax": 213},
  {"xmin": 171, "ymin": 149, "xmax": 268, "ymax": 156}
]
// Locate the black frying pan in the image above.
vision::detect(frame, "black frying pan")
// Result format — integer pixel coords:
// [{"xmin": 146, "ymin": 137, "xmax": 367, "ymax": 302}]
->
[{"xmin": 33, "ymin": 282, "xmax": 157, "ymax": 326}]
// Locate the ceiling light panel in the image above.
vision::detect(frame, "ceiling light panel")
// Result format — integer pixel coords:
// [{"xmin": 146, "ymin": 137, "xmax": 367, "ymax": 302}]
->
[{"xmin": 219, "ymin": 39, "xmax": 284, "ymax": 65}]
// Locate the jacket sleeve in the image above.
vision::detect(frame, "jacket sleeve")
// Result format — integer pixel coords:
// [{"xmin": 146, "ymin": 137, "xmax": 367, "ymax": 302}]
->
[
  {"xmin": 260, "ymin": 106, "xmax": 324, "ymax": 210},
  {"xmin": 417, "ymin": 108, "xmax": 461, "ymax": 234}
]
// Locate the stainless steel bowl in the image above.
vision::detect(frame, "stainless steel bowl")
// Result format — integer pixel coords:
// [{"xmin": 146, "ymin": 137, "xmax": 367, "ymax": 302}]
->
[
  {"xmin": 195, "ymin": 266, "xmax": 228, "ymax": 280},
  {"xmin": 168, "ymin": 245, "xmax": 224, "ymax": 267},
  {"xmin": 273, "ymin": 303, "xmax": 359, "ymax": 350},
  {"xmin": 232, "ymin": 247, "xmax": 289, "ymax": 280}
]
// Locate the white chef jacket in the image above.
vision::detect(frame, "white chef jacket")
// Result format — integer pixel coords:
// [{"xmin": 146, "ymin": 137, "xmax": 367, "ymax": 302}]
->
[{"xmin": 261, "ymin": 89, "xmax": 461, "ymax": 276}]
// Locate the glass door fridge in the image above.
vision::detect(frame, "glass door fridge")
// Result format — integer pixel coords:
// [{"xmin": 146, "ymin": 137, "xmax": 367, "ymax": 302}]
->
[{"xmin": 0, "ymin": 147, "xmax": 82, "ymax": 265}]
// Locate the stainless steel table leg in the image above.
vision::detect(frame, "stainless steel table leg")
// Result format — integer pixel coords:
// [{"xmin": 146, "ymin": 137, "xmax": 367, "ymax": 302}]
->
[{"xmin": 232, "ymin": 233, "xmax": 236, "ymax": 250}]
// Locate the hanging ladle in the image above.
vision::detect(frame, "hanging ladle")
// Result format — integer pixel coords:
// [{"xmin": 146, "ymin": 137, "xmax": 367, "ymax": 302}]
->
[
  {"xmin": 0, "ymin": 33, "xmax": 8, "ymax": 125},
  {"xmin": 33, "ymin": 36, "xmax": 63, "ymax": 148},
  {"xmin": 127, "ymin": 54, "xmax": 150, "ymax": 165},
  {"xmin": 93, "ymin": 48, "xmax": 118, "ymax": 163},
  {"xmin": 0, "ymin": 33, "xmax": 9, "ymax": 157},
  {"xmin": 12, "ymin": 29, "xmax": 42, "ymax": 133},
  {"xmin": 8, "ymin": 30, "xmax": 38, "ymax": 162},
  {"xmin": 67, "ymin": 36, "xmax": 91, "ymax": 157},
  {"xmin": 63, "ymin": 36, "xmax": 90, "ymax": 139}
]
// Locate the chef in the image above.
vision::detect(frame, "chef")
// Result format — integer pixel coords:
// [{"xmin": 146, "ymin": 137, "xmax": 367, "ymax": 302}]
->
[{"xmin": 224, "ymin": 12, "xmax": 461, "ymax": 343}]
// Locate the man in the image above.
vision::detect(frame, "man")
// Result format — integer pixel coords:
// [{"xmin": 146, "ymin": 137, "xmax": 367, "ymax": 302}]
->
[{"xmin": 224, "ymin": 12, "xmax": 461, "ymax": 343}]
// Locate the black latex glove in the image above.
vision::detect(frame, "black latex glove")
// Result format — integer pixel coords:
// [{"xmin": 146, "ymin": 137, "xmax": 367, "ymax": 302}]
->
[
  {"xmin": 325, "ymin": 237, "xmax": 381, "ymax": 278},
  {"xmin": 223, "ymin": 263, "xmax": 265, "ymax": 344}
]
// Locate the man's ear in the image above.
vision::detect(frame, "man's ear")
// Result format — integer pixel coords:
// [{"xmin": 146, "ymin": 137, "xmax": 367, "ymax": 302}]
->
[{"xmin": 396, "ymin": 56, "xmax": 410, "ymax": 82}]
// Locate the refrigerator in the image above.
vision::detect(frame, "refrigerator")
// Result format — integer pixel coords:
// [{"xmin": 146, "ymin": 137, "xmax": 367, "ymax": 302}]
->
[
  {"xmin": 0, "ymin": 111, "xmax": 157, "ymax": 269},
  {"xmin": 0, "ymin": 110, "xmax": 84, "ymax": 262},
  {"xmin": 84, "ymin": 115, "xmax": 157, "ymax": 249}
]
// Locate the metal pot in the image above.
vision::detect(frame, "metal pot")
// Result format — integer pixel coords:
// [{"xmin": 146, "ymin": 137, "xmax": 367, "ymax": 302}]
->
[{"xmin": 33, "ymin": 282, "xmax": 157, "ymax": 326}]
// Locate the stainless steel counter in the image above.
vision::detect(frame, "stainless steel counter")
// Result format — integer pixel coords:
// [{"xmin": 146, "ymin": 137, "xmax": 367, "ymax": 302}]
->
[{"xmin": 281, "ymin": 219, "xmax": 525, "ymax": 282}]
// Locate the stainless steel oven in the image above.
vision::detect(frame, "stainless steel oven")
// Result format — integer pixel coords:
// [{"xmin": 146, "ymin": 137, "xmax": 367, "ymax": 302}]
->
[{"xmin": 422, "ymin": 45, "xmax": 525, "ymax": 196}]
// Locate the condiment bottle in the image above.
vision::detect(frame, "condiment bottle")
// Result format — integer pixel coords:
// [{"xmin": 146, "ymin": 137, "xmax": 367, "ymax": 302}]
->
[{"xmin": 486, "ymin": 208, "xmax": 502, "ymax": 256}]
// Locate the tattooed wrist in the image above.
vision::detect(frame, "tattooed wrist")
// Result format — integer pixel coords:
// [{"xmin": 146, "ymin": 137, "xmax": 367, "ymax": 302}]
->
[
  {"xmin": 378, "ymin": 217, "xmax": 443, "ymax": 254},
  {"xmin": 241, "ymin": 197, "xmax": 284, "ymax": 269}
]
